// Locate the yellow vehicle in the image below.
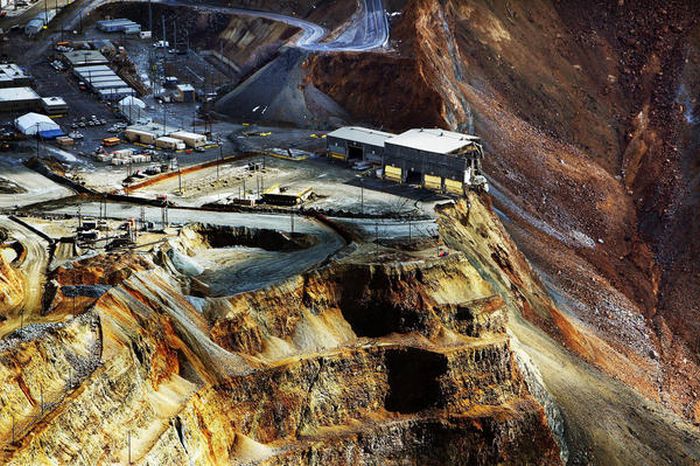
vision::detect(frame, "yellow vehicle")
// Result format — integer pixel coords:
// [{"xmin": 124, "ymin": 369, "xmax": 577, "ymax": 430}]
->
[{"xmin": 102, "ymin": 137, "xmax": 121, "ymax": 147}]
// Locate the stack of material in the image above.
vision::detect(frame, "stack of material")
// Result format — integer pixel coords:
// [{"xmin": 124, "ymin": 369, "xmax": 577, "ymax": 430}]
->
[{"xmin": 56, "ymin": 136, "xmax": 75, "ymax": 147}]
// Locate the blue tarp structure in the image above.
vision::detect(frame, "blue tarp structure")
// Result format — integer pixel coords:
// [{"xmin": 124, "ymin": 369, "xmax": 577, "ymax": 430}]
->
[{"xmin": 38, "ymin": 129, "xmax": 65, "ymax": 139}]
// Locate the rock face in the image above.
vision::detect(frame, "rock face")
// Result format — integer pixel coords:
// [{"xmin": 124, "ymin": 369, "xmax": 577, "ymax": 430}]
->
[
  {"xmin": 0, "ymin": 199, "xmax": 563, "ymax": 465},
  {"xmin": 0, "ymin": 255, "xmax": 24, "ymax": 320},
  {"xmin": 307, "ymin": 0, "xmax": 700, "ymax": 437}
]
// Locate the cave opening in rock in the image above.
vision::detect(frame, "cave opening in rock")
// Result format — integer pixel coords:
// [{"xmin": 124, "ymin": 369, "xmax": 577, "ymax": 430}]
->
[
  {"xmin": 384, "ymin": 348, "xmax": 448, "ymax": 413},
  {"xmin": 339, "ymin": 301, "xmax": 404, "ymax": 337}
]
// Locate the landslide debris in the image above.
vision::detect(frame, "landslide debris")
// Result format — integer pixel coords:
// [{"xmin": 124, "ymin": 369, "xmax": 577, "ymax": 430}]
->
[{"xmin": 305, "ymin": 0, "xmax": 700, "ymax": 440}]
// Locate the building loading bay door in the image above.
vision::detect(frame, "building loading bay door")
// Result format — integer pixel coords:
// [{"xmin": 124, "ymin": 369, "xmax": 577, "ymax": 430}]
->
[
  {"xmin": 406, "ymin": 168, "xmax": 423, "ymax": 185},
  {"xmin": 348, "ymin": 143, "xmax": 364, "ymax": 160}
]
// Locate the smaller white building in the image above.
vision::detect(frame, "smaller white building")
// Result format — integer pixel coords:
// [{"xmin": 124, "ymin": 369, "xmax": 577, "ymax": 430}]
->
[{"xmin": 118, "ymin": 96, "xmax": 149, "ymax": 124}]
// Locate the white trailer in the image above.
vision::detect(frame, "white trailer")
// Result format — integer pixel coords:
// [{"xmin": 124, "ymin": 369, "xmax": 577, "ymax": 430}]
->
[
  {"xmin": 156, "ymin": 136, "xmax": 186, "ymax": 151},
  {"xmin": 169, "ymin": 130, "xmax": 207, "ymax": 148},
  {"xmin": 124, "ymin": 128, "xmax": 157, "ymax": 145}
]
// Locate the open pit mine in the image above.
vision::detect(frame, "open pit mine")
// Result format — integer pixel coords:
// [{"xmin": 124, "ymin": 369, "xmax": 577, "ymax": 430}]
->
[{"xmin": 0, "ymin": 0, "xmax": 699, "ymax": 465}]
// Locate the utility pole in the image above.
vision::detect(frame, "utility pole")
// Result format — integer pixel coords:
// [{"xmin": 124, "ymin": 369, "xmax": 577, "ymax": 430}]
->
[
  {"xmin": 216, "ymin": 151, "xmax": 220, "ymax": 181},
  {"xmin": 173, "ymin": 19, "xmax": 177, "ymax": 52},
  {"xmin": 375, "ymin": 223, "xmax": 379, "ymax": 255},
  {"xmin": 161, "ymin": 203, "xmax": 169, "ymax": 229},
  {"xmin": 128, "ymin": 431, "xmax": 132, "ymax": 465},
  {"xmin": 360, "ymin": 179, "xmax": 364, "ymax": 214},
  {"xmin": 178, "ymin": 168, "xmax": 182, "ymax": 195},
  {"xmin": 148, "ymin": 0, "xmax": 153, "ymax": 33},
  {"xmin": 35, "ymin": 123, "xmax": 40, "ymax": 157}
]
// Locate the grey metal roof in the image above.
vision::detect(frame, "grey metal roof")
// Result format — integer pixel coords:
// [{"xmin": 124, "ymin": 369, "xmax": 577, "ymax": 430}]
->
[
  {"xmin": 386, "ymin": 128, "xmax": 480, "ymax": 154},
  {"xmin": 86, "ymin": 75, "xmax": 125, "ymax": 83},
  {"xmin": 327, "ymin": 126, "xmax": 395, "ymax": 147},
  {"xmin": 73, "ymin": 65, "xmax": 112, "ymax": 74},
  {"xmin": 63, "ymin": 50, "xmax": 109, "ymax": 66},
  {"xmin": 0, "ymin": 87, "xmax": 40, "ymax": 103},
  {"xmin": 0, "ymin": 64, "xmax": 30, "ymax": 84},
  {"xmin": 91, "ymin": 80, "xmax": 128, "ymax": 89},
  {"xmin": 41, "ymin": 96, "xmax": 68, "ymax": 106}
]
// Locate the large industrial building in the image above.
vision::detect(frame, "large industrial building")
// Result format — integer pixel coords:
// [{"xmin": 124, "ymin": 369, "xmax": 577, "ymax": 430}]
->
[
  {"xmin": 73, "ymin": 65, "xmax": 134, "ymax": 101},
  {"xmin": 0, "ymin": 87, "xmax": 41, "ymax": 113},
  {"xmin": 326, "ymin": 127, "xmax": 486, "ymax": 194},
  {"xmin": 326, "ymin": 127, "xmax": 395, "ymax": 163},
  {"xmin": 63, "ymin": 50, "xmax": 110, "ymax": 67},
  {"xmin": 0, "ymin": 64, "xmax": 32, "ymax": 88}
]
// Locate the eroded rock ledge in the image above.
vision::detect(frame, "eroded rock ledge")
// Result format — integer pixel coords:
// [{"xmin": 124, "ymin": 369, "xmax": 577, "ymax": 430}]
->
[{"xmin": 0, "ymin": 197, "xmax": 561, "ymax": 465}]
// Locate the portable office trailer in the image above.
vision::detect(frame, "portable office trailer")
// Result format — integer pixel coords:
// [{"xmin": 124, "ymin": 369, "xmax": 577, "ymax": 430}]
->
[
  {"xmin": 124, "ymin": 128, "xmax": 156, "ymax": 145},
  {"xmin": 97, "ymin": 18, "xmax": 142, "ymax": 34},
  {"xmin": 156, "ymin": 136, "xmax": 185, "ymax": 151},
  {"xmin": 25, "ymin": 10, "xmax": 56, "ymax": 36},
  {"xmin": 174, "ymin": 84, "xmax": 195, "ymax": 103},
  {"xmin": 169, "ymin": 131, "xmax": 206, "ymax": 148}
]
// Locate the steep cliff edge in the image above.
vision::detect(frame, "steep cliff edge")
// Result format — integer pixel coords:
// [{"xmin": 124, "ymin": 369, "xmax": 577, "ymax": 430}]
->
[
  {"xmin": 308, "ymin": 0, "xmax": 700, "ymax": 431},
  {"xmin": 436, "ymin": 194, "xmax": 700, "ymax": 464}
]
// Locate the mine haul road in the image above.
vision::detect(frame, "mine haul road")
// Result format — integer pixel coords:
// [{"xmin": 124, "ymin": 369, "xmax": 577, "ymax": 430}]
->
[
  {"xmin": 0, "ymin": 216, "xmax": 50, "ymax": 335},
  {"xmin": 61, "ymin": 0, "xmax": 389, "ymax": 52},
  {"xmin": 48, "ymin": 203, "xmax": 347, "ymax": 294}
]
